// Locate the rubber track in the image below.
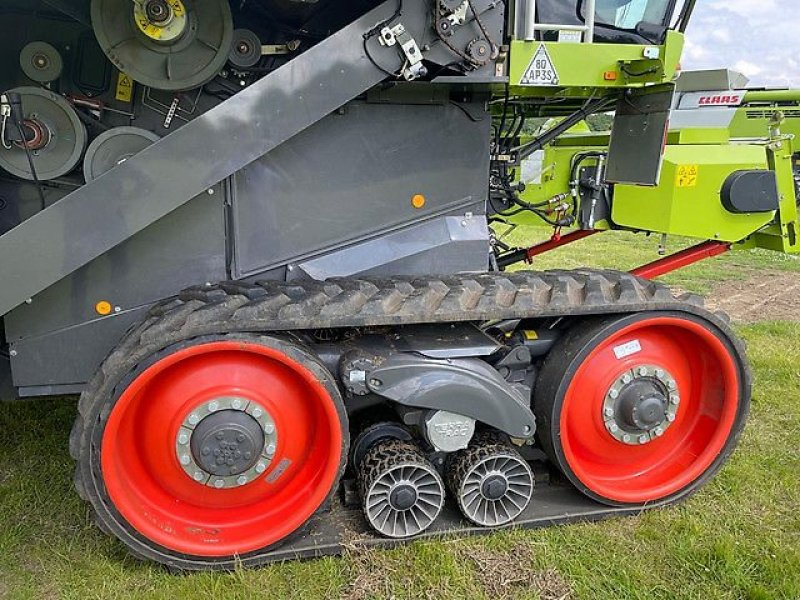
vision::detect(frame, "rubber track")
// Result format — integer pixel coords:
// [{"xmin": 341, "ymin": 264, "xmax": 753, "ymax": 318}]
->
[{"xmin": 70, "ymin": 269, "xmax": 737, "ymax": 569}]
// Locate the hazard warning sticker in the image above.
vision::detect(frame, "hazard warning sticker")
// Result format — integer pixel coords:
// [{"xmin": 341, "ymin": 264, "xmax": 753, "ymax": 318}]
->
[
  {"xmin": 521, "ymin": 45, "xmax": 560, "ymax": 86},
  {"xmin": 675, "ymin": 164, "xmax": 699, "ymax": 188}
]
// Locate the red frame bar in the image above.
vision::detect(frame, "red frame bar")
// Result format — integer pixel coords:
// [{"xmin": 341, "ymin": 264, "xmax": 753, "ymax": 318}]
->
[
  {"xmin": 631, "ymin": 241, "xmax": 731, "ymax": 280},
  {"xmin": 526, "ymin": 229, "xmax": 600, "ymax": 261}
]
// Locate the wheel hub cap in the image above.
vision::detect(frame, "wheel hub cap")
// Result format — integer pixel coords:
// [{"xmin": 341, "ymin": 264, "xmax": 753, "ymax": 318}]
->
[
  {"xmin": 481, "ymin": 474, "xmax": 509, "ymax": 501},
  {"xmin": 603, "ymin": 365, "xmax": 680, "ymax": 445},
  {"xmin": 176, "ymin": 396, "xmax": 278, "ymax": 489}
]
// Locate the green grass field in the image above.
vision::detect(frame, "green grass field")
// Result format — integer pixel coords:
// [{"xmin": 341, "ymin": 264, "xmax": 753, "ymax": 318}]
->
[{"xmin": 1, "ymin": 230, "xmax": 798, "ymax": 600}]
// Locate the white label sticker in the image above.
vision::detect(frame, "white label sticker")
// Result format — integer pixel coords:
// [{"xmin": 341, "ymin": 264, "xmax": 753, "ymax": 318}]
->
[
  {"xmin": 613, "ymin": 340, "xmax": 642, "ymax": 360},
  {"xmin": 521, "ymin": 44, "xmax": 560, "ymax": 86}
]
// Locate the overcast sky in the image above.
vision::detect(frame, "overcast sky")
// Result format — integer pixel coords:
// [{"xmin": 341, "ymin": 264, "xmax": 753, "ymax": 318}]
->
[{"xmin": 682, "ymin": 0, "xmax": 799, "ymax": 88}]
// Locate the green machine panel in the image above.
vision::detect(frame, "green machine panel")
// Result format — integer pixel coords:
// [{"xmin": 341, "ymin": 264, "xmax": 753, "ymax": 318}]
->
[{"xmin": 612, "ymin": 144, "xmax": 775, "ymax": 242}]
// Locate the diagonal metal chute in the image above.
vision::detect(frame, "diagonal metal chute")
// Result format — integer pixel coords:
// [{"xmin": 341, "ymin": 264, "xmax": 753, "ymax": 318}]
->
[{"xmin": 0, "ymin": 0, "xmax": 407, "ymax": 318}]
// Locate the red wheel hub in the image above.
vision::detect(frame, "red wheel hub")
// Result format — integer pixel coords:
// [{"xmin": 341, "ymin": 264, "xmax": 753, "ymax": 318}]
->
[
  {"xmin": 560, "ymin": 317, "xmax": 741, "ymax": 504},
  {"xmin": 101, "ymin": 340, "xmax": 345, "ymax": 557}
]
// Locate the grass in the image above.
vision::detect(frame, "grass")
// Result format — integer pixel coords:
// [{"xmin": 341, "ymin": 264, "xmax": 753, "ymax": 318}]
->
[{"xmin": 1, "ymin": 229, "xmax": 798, "ymax": 599}]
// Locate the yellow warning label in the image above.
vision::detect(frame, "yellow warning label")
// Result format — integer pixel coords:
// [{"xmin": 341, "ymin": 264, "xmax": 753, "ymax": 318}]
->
[
  {"xmin": 675, "ymin": 164, "xmax": 699, "ymax": 188},
  {"xmin": 523, "ymin": 330, "xmax": 539, "ymax": 341},
  {"xmin": 116, "ymin": 73, "xmax": 134, "ymax": 103}
]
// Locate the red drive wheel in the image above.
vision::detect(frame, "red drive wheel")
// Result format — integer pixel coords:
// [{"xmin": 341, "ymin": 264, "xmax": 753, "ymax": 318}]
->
[
  {"xmin": 535, "ymin": 312, "xmax": 750, "ymax": 506},
  {"xmin": 87, "ymin": 335, "xmax": 347, "ymax": 566}
]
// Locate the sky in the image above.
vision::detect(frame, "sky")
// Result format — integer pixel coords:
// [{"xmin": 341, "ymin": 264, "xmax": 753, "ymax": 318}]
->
[{"xmin": 682, "ymin": 0, "xmax": 799, "ymax": 88}]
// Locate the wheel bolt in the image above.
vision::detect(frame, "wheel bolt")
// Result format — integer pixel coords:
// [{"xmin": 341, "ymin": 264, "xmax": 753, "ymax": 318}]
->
[
  {"xmin": 622, "ymin": 374, "xmax": 632, "ymax": 384},
  {"xmin": 252, "ymin": 408, "xmax": 263, "ymax": 418},
  {"xmin": 266, "ymin": 443, "xmax": 276, "ymax": 456},
  {"xmin": 671, "ymin": 395, "xmax": 680, "ymax": 405},
  {"xmin": 264, "ymin": 423, "xmax": 275, "ymax": 435},
  {"xmin": 188, "ymin": 414, "xmax": 200, "ymax": 425},
  {"xmin": 609, "ymin": 389, "xmax": 619, "ymax": 399},
  {"xmin": 604, "ymin": 407, "xmax": 614, "ymax": 417},
  {"xmin": 232, "ymin": 399, "xmax": 242, "ymax": 409},
  {"xmin": 214, "ymin": 480, "xmax": 224, "ymax": 489},
  {"xmin": 639, "ymin": 435, "xmax": 649, "ymax": 445},
  {"xmin": 180, "ymin": 455, "xmax": 191, "ymax": 466},
  {"xmin": 209, "ymin": 401, "xmax": 220, "ymax": 412},
  {"xmin": 256, "ymin": 462, "xmax": 267, "ymax": 474},
  {"xmin": 237, "ymin": 476, "xmax": 248, "ymax": 486},
  {"xmin": 194, "ymin": 472, "xmax": 205, "ymax": 482},
  {"xmin": 178, "ymin": 433, "xmax": 189, "ymax": 445},
  {"xmin": 638, "ymin": 367, "xmax": 649, "ymax": 377}
]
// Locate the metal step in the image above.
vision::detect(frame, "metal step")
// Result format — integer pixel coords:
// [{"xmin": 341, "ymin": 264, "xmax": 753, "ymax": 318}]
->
[{"xmin": 0, "ymin": 0, "xmax": 405, "ymax": 317}]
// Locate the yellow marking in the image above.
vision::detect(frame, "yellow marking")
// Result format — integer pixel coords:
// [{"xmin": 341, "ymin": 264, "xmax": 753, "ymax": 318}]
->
[
  {"xmin": 116, "ymin": 72, "xmax": 134, "ymax": 103},
  {"xmin": 675, "ymin": 164, "xmax": 699, "ymax": 188},
  {"xmin": 523, "ymin": 330, "xmax": 539, "ymax": 341}
]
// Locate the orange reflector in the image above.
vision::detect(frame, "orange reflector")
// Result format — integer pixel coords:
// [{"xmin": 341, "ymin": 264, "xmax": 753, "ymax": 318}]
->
[
  {"xmin": 95, "ymin": 301, "xmax": 113, "ymax": 316},
  {"xmin": 604, "ymin": 71, "xmax": 618, "ymax": 81},
  {"xmin": 412, "ymin": 194, "xmax": 426, "ymax": 209}
]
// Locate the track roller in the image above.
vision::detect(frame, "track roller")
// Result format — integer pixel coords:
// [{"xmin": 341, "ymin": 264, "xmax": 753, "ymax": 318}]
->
[
  {"xmin": 446, "ymin": 436, "xmax": 534, "ymax": 527},
  {"xmin": 358, "ymin": 440, "xmax": 445, "ymax": 539}
]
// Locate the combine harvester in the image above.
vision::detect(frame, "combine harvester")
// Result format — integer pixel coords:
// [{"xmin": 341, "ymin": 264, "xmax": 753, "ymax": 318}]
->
[{"xmin": 0, "ymin": 0, "xmax": 796, "ymax": 570}]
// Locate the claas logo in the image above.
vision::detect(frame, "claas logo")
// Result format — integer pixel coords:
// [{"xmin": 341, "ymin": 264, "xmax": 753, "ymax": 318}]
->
[{"xmin": 698, "ymin": 94, "xmax": 744, "ymax": 106}]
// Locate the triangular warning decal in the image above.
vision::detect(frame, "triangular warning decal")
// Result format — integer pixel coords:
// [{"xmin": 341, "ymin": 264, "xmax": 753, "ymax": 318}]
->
[{"xmin": 521, "ymin": 44, "xmax": 560, "ymax": 86}]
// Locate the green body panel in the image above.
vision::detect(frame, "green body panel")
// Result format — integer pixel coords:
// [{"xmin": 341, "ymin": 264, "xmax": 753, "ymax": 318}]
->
[
  {"xmin": 611, "ymin": 144, "xmax": 775, "ymax": 242},
  {"xmin": 507, "ymin": 31, "xmax": 683, "ymax": 95}
]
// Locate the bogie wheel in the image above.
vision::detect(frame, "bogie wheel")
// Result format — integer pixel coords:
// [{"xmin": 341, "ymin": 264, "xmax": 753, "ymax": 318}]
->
[
  {"xmin": 72, "ymin": 334, "xmax": 348, "ymax": 570},
  {"xmin": 534, "ymin": 312, "xmax": 750, "ymax": 506}
]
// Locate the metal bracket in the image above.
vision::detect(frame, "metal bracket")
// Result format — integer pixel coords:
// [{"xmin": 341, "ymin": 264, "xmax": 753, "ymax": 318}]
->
[{"xmin": 379, "ymin": 23, "xmax": 428, "ymax": 81}]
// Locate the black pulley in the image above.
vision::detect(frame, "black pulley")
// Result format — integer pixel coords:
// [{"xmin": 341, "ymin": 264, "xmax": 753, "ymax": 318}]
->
[
  {"xmin": 229, "ymin": 29, "xmax": 262, "ymax": 70},
  {"xmin": 83, "ymin": 127, "xmax": 160, "ymax": 182},
  {"xmin": 0, "ymin": 87, "xmax": 87, "ymax": 181},
  {"xmin": 91, "ymin": 0, "xmax": 234, "ymax": 91},
  {"xmin": 20, "ymin": 42, "xmax": 64, "ymax": 84}
]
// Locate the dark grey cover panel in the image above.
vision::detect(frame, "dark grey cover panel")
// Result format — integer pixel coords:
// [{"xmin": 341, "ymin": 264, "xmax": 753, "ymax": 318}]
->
[{"xmin": 232, "ymin": 101, "xmax": 491, "ymax": 278}]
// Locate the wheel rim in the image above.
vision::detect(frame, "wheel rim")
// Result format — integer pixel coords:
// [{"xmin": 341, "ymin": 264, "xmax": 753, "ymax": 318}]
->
[
  {"xmin": 457, "ymin": 453, "xmax": 533, "ymax": 527},
  {"xmin": 560, "ymin": 317, "xmax": 741, "ymax": 504},
  {"xmin": 101, "ymin": 340, "xmax": 345, "ymax": 557}
]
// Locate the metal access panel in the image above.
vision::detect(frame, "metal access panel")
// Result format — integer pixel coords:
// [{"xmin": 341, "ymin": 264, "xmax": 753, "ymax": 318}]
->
[
  {"xmin": 605, "ymin": 84, "xmax": 674, "ymax": 186},
  {"xmin": 231, "ymin": 99, "xmax": 492, "ymax": 278},
  {"xmin": 4, "ymin": 189, "xmax": 227, "ymax": 390}
]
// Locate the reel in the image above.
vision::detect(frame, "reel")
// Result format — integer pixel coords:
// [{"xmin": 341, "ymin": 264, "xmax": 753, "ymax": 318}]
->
[
  {"xmin": 20, "ymin": 42, "xmax": 64, "ymax": 84},
  {"xmin": 91, "ymin": 0, "xmax": 234, "ymax": 91},
  {"xmin": 83, "ymin": 127, "xmax": 161, "ymax": 182},
  {"xmin": 0, "ymin": 87, "xmax": 87, "ymax": 181}
]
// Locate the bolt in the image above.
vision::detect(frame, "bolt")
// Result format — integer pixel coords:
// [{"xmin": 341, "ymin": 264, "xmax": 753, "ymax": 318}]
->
[
  {"xmin": 209, "ymin": 401, "xmax": 220, "ymax": 412},
  {"xmin": 9, "ymin": 350, "xmax": 17, "ymax": 357},
  {"xmin": 237, "ymin": 476, "xmax": 248, "ymax": 486},
  {"xmin": 264, "ymin": 423, "xmax": 275, "ymax": 435},
  {"xmin": 666, "ymin": 414, "xmax": 676, "ymax": 423},
  {"xmin": 654, "ymin": 427, "xmax": 664, "ymax": 437},
  {"xmin": 604, "ymin": 408, "xmax": 614, "ymax": 417},
  {"xmin": 656, "ymin": 369, "xmax": 665, "ymax": 379},
  {"xmin": 370, "ymin": 379, "xmax": 383, "ymax": 388},
  {"xmin": 668, "ymin": 381, "xmax": 677, "ymax": 390},
  {"xmin": 194, "ymin": 472, "xmax": 205, "ymax": 482},
  {"xmin": 207, "ymin": 188, "xmax": 215, "ymax": 195},
  {"xmin": 609, "ymin": 389, "xmax": 620, "ymax": 399},
  {"xmin": 252, "ymin": 408, "xmax": 263, "ymax": 418},
  {"xmin": 266, "ymin": 444, "xmax": 276, "ymax": 456},
  {"xmin": 232, "ymin": 399, "xmax": 242, "ymax": 410},
  {"xmin": 623, "ymin": 435, "xmax": 631, "ymax": 443},
  {"xmin": 180, "ymin": 455, "xmax": 191, "ymax": 466},
  {"xmin": 256, "ymin": 462, "xmax": 267, "ymax": 474},
  {"xmin": 622, "ymin": 374, "xmax": 632, "ymax": 384},
  {"xmin": 609, "ymin": 424, "xmax": 619, "ymax": 433},
  {"xmin": 523, "ymin": 425, "xmax": 531, "ymax": 434},
  {"xmin": 188, "ymin": 414, "xmax": 200, "ymax": 426},
  {"xmin": 639, "ymin": 435, "xmax": 649, "ymax": 445},
  {"xmin": 670, "ymin": 395, "xmax": 681, "ymax": 406},
  {"xmin": 178, "ymin": 433, "xmax": 190, "ymax": 445},
  {"xmin": 214, "ymin": 480, "xmax": 225, "ymax": 489},
  {"xmin": 638, "ymin": 367, "xmax": 649, "ymax": 377}
]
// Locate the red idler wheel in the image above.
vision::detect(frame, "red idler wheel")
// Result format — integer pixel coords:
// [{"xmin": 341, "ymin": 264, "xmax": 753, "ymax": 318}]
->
[
  {"xmin": 96, "ymin": 336, "xmax": 347, "ymax": 561},
  {"xmin": 534, "ymin": 312, "xmax": 750, "ymax": 506}
]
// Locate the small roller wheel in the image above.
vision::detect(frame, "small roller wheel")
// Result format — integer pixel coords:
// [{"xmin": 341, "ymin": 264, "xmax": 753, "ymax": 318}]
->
[
  {"xmin": 535, "ymin": 312, "xmax": 750, "ymax": 507},
  {"xmin": 359, "ymin": 440, "xmax": 445, "ymax": 539},
  {"xmin": 447, "ymin": 437, "xmax": 534, "ymax": 527}
]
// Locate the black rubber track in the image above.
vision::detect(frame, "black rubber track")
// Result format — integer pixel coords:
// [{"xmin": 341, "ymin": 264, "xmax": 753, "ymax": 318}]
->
[{"xmin": 70, "ymin": 270, "xmax": 752, "ymax": 571}]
